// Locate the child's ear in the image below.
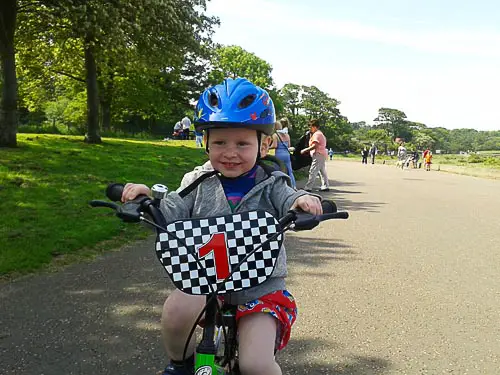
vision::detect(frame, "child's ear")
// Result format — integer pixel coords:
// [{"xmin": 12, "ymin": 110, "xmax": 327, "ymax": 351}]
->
[{"xmin": 261, "ymin": 135, "xmax": 272, "ymax": 156}]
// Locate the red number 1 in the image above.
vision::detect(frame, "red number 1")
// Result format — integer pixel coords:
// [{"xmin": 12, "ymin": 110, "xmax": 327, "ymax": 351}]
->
[{"xmin": 198, "ymin": 233, "xmax": 230, "ymax": 281}]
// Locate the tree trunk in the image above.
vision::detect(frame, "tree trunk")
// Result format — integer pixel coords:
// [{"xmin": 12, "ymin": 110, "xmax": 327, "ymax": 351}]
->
[
  {"xmin": 101, "ymin": 99, "xmax": 111, "ymax": 132},
  {"xmin": 0, "ymin": 0, "xmax": 18, "ymax": 147},
  {"xmin": 84, "ymin": 38, "xmax": 101, "ymax": 144},
  {"xmin": 98, "ymin": 76, "xmax": 113, "ymax": 132}
]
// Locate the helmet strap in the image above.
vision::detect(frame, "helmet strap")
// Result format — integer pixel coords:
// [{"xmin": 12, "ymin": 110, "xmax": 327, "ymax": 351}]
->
[{"xmin": 256, "ymin": 131, "xmax": 262, "ymax": 161}]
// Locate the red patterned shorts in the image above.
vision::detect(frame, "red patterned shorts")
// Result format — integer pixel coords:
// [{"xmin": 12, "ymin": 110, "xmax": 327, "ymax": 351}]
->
[{"xmin": 235, "ymin": 290, "xmax": 298, "ymax": 351}]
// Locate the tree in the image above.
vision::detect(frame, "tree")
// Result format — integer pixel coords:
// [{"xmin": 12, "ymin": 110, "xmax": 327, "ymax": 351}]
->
[
  {"xmin": 208, "ymin": 45, "xmax": 274, "ymax": 89},
  {"xmin": 14, "ymin": 0, "xmax": 218, "ymax": 143},
  {"xmin": 301, "ymin": 85, "xmax": 341, "ymax": 124},
  {"xmin": 413, "ymin": 132, "xmax": 435, "ymax": 150},
  {"xmin": 280, "ymin": 83, "xmax": 302, "ymax": 118},
  {"xmin": 0, "ymin": 0, "xmax": 18, "ymax": 147},
  {"xmin": 373, "ymin": 107, "xmax": 410, "ymax": 140}
]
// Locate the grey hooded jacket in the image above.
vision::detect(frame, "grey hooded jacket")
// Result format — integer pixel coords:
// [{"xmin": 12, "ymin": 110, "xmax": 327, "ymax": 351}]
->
[{"xmin": 159, "ymin": 161, "xmax": 310, "ymax": 304}]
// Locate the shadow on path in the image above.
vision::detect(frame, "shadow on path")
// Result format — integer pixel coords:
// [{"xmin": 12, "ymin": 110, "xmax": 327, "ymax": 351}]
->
[
  {"xmin": 285, "ymin": 236, "xmax": 358, "ymax": 269},
  {"xmin": 298, "ymin": 178, "xmax": 386, "ymax": 213},
  {"xmin": 280, "ymin": 337, "xmax": 391, "ymax": 375},
  {"xmin": 0, "ymin": 240, "xmax": 174, "ymax": 375}
]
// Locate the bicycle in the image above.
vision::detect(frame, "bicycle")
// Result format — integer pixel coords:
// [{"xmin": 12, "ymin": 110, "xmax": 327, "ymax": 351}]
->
[{"xmin": 90, "ymin": 183, "xmax": 349, "ymax": 375}]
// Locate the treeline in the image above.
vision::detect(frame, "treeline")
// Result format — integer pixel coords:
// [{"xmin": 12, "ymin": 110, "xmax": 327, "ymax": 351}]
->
[
  {"xmin": 1, "ymin": 0, "xmax": 499, "ymax": 152},
  {"xmin": 350, "ymin": 108, "xmax": 500, "ymax": 153}
]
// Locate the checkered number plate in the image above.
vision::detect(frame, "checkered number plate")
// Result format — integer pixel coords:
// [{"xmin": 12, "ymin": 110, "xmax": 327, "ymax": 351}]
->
[{"xmin": 155, "ymin": 210, "xmax": 283, "ymax": 295}]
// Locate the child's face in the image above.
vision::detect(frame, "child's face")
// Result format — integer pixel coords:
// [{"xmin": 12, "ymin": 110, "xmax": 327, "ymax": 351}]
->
[{"xmin": 208, "ymin": 128, "xmax": 267, "ymax": 178}]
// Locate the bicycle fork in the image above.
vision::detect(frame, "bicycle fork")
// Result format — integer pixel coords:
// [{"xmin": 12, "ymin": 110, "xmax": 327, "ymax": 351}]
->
[{"xmin": 195, "ymin": 296, "xmax": 238, "ymax": 375}]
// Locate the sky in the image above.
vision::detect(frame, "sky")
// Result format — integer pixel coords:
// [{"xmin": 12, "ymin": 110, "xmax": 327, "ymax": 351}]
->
[{"xmin": 206, "ymin": 0, "xmax": 500, "ymax": 131}]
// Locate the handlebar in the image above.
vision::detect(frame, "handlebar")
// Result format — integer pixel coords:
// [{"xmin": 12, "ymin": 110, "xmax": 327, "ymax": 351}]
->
[
  {"xmin": 106, "ymin": 183, "xmax": 126, "ymax": 202},
  {"xmin": 278, "ymin": 199, "xmax": 349, "ymax": 230},
  {"xmin": 89, "ymin": 182, "xmax": 167, "ymax": 226},
  {"xmin": 91, "ymin": 183, "xmax": 348, "ymax": 231}
]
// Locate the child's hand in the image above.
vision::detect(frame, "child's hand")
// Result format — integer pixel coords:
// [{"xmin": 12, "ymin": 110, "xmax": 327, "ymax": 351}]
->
[
  {"xmin": 121, "ymin": 183, "xmax": 151, "ymax": 203},
  {"xmin": 291, "ymin": 194, "xmax": 322, "ymax": 215}
]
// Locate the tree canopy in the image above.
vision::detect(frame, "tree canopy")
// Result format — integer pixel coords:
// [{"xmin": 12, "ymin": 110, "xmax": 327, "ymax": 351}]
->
[{"xmin": 1, "ymin": 3, "xmax": 498, "ymax": 152}]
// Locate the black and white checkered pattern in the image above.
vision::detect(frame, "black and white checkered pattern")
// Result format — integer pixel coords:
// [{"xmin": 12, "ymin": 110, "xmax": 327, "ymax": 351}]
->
[{"xmin": 155, "ymin": 210, "xmax": 283, "ymax": 295}]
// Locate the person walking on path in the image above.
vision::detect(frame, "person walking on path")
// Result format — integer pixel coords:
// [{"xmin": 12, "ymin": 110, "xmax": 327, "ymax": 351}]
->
[
  {"xmin": 328, "ymin": 148, "xmax": 334, "ymax": 161},
  {"xmin": 301, "ymin": 119, "xmax": 329, "ymax": 192},
  {"xmin": 194, "ymin": 129, "xmax": 203, "ymax": 148},
  {"xmin": 361, "ymin": 147, "xmax": 369, "ymax": 164},
  {"xmin": 369, "ymin": 143, "xmax": 377, "ymax": 164},
  {"xmin": 271, "ymin": 121, "xmax": 297, "ymax": 188},
  {"xmin": 422, "ymin": 148, "xmax": 430, "ymax": 162},
  {"xmin": 424, "ymin": 151, "xmax": 433, "ymax": 171},
  {"xmin": 412, "ymin": 150, "xmax": 420, "ymax": 168}
]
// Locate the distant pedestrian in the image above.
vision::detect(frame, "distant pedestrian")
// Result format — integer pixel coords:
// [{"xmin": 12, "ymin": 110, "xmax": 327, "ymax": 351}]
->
[
  {"xmin": 328, "ymin": 148, "xmax": 334, "ymax": 160},
  {"xmin": 302, "ymin": 119, "xmax": 329, "ymax": 192},
  {"xmin": 271, "ymin": 121, "xmax": 296, "ymax": 188},
  {"xmin": 173, "ymin": 121, "xmax": 182, "ymax": 139},
  {"xmin": 397, "ymin": 142, "xmax": 407, "ymax": 162},
  {"xmin": 181, "ymin": 116, "xmax": 191, "ymax": 140},
  {"xmin": 412, "ymin": 150, "xmax": 420, "ymax": 168},
  {"xmin": 361, "ymin": 147, "xmax": 369, "ymax": 164},
  {"xmin": 422, "ymin": 148, "xmax": 430, "ymax": 162},
  {"xmin": 369, "ymin": 143, "xmax": 377, "ymax": 164},
  {"xmin": 424, "ymin": 151, "xmax": 432, "ymax": 171},
  {"xmin": 194, "ymin": 129, "xmax": 203, "ymax": 148}
]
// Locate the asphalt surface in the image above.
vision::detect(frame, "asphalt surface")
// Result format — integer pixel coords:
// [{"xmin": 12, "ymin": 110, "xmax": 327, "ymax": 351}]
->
[{"xmin": 1, "ymin": 161, "xmax": 499, "ymax": 375}]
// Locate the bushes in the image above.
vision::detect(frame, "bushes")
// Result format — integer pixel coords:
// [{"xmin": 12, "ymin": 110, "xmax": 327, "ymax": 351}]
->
[{"xmin": 467, "ymin": 154, "xmax": 485, "ymax": 163}]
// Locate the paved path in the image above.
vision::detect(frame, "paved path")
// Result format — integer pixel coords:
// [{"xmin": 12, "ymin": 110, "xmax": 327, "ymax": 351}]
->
[{"xmin": 1, "ymin": 161, "xmax": 499, "ymax": 374}]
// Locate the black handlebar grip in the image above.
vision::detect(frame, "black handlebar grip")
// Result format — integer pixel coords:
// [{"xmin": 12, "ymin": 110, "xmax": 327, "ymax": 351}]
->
[
  {"xmin": 336, "ymin": 211, "xmax": 349, "ymax": 219},
  {"xmin": 321, "ymin": 200, "xmax": 338, "ymax": 214},
  {"xmin": 106, "ymin": 183, "xmax": 125, "ymax": 202}
]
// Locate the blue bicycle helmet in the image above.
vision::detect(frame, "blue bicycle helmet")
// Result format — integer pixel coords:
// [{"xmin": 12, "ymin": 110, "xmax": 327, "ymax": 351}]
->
[{"xmin": 194, "ymin": 78, "xmax": 275, "ymax": 135}]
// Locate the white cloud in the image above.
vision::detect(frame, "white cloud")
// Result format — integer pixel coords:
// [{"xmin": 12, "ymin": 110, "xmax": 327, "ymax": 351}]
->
[
  {"xmin": 206, "ymin": 0, "xmax": 500, "ymax": 130},
  {"xmin": 208, "ymin": 0, "xmax": 500, "ymax": 57}
]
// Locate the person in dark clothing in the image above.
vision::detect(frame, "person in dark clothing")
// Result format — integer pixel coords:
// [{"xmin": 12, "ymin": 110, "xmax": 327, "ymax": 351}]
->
[
  {"xmin": 361, "ymin": 147, "xmax": 369, "ymax": 164},
  {"xmin": 291, "ymin": 131, "xmax": 312, "ymax": 171},
  {"xmin": 369, "ymin": 143, "xmax": 377, "ymax": 164}
]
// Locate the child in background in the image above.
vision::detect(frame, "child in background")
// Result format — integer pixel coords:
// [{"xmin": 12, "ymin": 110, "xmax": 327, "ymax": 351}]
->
[
  {"xmin": 425, "ymin": 151, "xmax": 433, "ymax": 171},
  {"xmin": 328, "ymin": 148, "xmax": 334, "ymax": 160}
]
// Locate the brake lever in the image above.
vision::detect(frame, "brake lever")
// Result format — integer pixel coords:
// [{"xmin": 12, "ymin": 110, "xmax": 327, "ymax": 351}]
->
[
  {"xmin": 318, "ymin": 211, "xmax": 349, "ymax": 221},
  {"xmin": 116, "ymin": 196, "xmax": 151, "ymax": 223},
  {"xmin": 293, "ymin": 211, "xmax": 349, "ymax": 231},
  {"xmin": 293, "ymin": 213, "xmax": 319, "ymax": 231}
]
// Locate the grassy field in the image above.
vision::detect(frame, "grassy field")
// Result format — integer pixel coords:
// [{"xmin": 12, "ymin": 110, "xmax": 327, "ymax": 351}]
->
[
  {"xmin": 0, "ymin": 134, "xmax": 208, "ymax": 278},
  {"xmin": 335, "ymin": 152, "xmax": 500, "ymax": 179}
]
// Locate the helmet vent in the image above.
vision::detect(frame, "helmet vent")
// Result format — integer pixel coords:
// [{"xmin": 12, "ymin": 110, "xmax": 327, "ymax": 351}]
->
[
  {"xmin": 209, "ymin": 92, "xmax": 219, "ymax": 107},
  {"xmin": 259, "ymin": 109, "xmax": 270, "ymax": 118},
  {"xmin": 238, "ymin": 94, "xmax": 256, "ymax": 109}
]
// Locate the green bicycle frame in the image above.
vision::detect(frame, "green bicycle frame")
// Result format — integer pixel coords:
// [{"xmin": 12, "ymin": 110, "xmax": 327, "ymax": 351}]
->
[
  {"xmin": 193, "ymin": 295, "xmax": 230, "ymax": 375},
  {"xmin": 195, "ymin": 353, "xmax": 225, "ymax": 375}
]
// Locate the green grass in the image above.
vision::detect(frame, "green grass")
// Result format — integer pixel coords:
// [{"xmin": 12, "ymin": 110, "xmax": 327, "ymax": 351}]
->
[
  {"xmin": 0, "ymin": 134, "xmax": 208, "ymax": 277},
  {"xmin": 432, "ymin": 154, "xmax": 500, "ymax": 168}
]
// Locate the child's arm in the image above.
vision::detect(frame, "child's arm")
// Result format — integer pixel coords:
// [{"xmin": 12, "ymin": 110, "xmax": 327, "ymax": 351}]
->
[
  {"xmin": 290, "ymin": 194, "xmax": 322, "ymax": 215},
  {"xmin": 270, "ymin": 177, "xmax": 322, "ymax": 217}
]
